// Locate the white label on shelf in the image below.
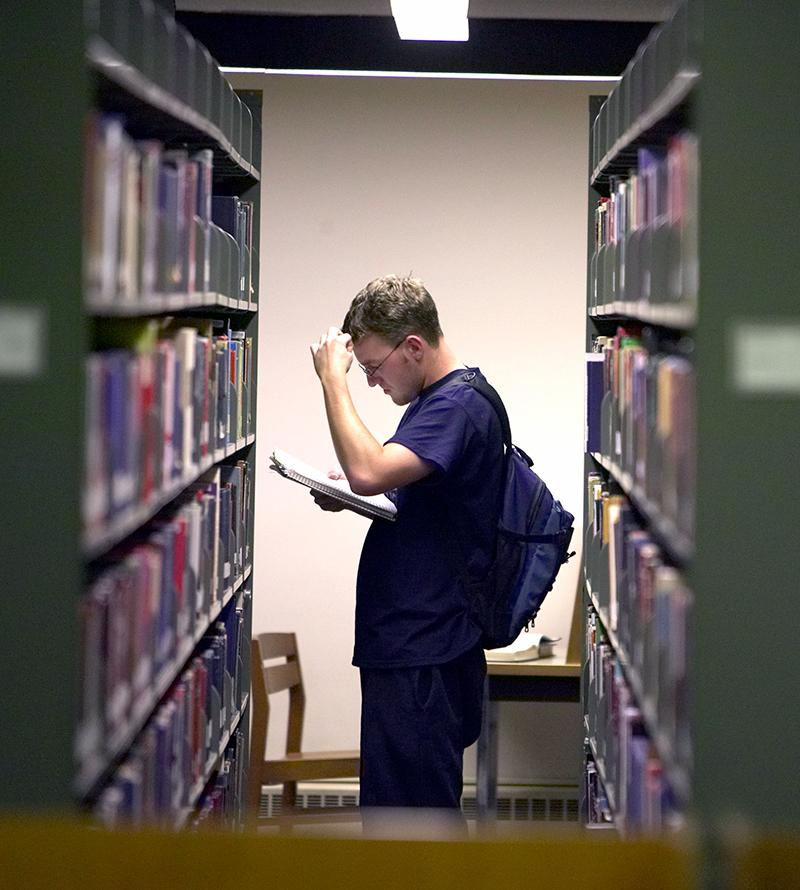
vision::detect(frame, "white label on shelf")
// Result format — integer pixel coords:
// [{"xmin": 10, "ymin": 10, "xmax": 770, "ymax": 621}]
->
[
  {"xmin": 731, "ymin": 321, "xmax": 800, "ymax": 395},
  {"xmin": 0, "ymin": 305, "xmax": 45, "ymax": 377}
]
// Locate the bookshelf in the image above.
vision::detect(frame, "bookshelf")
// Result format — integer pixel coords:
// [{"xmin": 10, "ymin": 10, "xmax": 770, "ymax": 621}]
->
[
  {"xmin": 582, "ymin": 0, "xmax": 698, "ymax": 835},
  {"xmin": 0, "ymin": 0, "xmax": 261, "ymax": 829},
  {"xmin": 582, "ymin": 0, "xmax": 800, "ymax": 843}
]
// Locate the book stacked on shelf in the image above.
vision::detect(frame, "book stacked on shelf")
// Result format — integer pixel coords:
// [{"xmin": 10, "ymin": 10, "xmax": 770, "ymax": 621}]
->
[
  {"xmin": 590, "ymin": 133, "xmax": 698, "ymax": 323},
  {"xmin": 92, "ymin": 587, "xmax": 252, "ymax": 828},
  {"xmin": 77, "ymin": 459, "xmax": 253, "ymax": 784},
  {"xmin": 584, "ymin": 754, "xmax": 614, "ymax": 828},
  {"xmin": 84, "ymin": 112, "xmax": 257, "ymax": 313},
  {"xmin": 584, "ymin": 609, "xmax": 683, "ymax": 834},
  {"xmin": 190, "ymin": 725, "xmax": 248, "ymax": 829},
  {"xmin": 219, "ymin": 460, "xmax": 253, "ymax": 592},
  {"xmin": 212, "ymin": 195, "xmax": 256, "ymax": 305},
  {"xmin": 583, "ymin": 471, "xmax": 692, "ymax": 775},
  {"xmin": 83, "ymin": 318, "xmax": 254, "ymax": 553},
  {"xmin": 586, "ymin": 329, "xmax": 695, "ymax": 552}
]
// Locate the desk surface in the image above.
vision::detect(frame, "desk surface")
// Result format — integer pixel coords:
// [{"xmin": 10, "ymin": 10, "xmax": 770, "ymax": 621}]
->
[{"xmin": 486, "ymin": 649, "xmax": 581, "ymax": 678}]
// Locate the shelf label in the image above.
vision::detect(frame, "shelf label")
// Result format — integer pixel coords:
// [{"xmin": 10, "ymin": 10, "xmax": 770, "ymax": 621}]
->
[
  {"xmin": 731, "ymin": 321, "xmax": 800, "ymax": 396},
  {"xmin": 0, "ymin": 305, "xmax": 46, "ymax": 378}
]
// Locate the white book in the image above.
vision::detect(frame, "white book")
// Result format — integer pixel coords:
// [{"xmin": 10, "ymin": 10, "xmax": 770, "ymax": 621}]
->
[
  {"xmin": 174, "ymin": 327, "xmax": 197, "ymax": 477},
  {"xmin": 96, "ymin": 115, "xmax": 124, "ymax": 302},
  {"xmin": 186, "ymin": 499, "xmax": 203, "ymax": 618},
  {"xmin": 270, "ymin": 448, "xmax": 397, "ymax": 521},
  {"xmin": 117, "ymin": 139, "xmax": 140, "ymax": 302},
  {"xmin": 485, "ymin": 633, "xmax": 560, "ymax": 662}
]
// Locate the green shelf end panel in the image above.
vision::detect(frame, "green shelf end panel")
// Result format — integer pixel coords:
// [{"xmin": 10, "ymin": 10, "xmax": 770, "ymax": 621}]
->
[
  {"xmin": 0, "ymin": 0, "xmax": 86, "ymax": 808},
  {"xmin": 691, "ymin": 0, "xmax": 800, "ymax": 832}
]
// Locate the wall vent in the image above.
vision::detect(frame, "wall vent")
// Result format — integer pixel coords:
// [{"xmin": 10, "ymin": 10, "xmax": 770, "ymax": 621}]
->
[{"xmin": 259, "ymin": 784, "xmax": 578, "ymax": 822}]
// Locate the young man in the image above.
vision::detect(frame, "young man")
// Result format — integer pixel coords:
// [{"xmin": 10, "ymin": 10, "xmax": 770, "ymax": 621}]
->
[{"xmin": 310, "ymin": 275, "xmax": 504, "ymax": 811}]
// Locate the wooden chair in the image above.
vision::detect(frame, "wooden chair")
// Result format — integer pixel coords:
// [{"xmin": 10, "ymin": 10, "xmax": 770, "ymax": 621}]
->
[{"xmin": 247, "ymin": 632, "xmax": 361, "ymax": 827}]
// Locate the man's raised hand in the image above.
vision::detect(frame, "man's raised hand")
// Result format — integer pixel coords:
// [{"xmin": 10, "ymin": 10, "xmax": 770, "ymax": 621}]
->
[{"xmin": 310, "ymin": 326, "xmax": 353, "ymax": 381}]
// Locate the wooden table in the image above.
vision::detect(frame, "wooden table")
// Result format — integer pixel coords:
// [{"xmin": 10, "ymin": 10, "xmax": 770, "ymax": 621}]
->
[{"xmin": 475, "ymin": 650, "xmax": 582, "ymax": 820}]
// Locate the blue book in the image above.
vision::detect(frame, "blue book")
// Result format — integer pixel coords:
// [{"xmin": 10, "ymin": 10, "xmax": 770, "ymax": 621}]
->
[
  {"xmin": 585, "ymin": 354, "xmax": 604, "ymax": 454},
  {"xmin": 162, "ymin": 150, "xmax": 191, "ymax": 295},
  {"xmin": 158, "ymin": 163, "xmax": 180, "ymax": 294},
  {"xmin": 153, "ymin": 704, "xmax": 174, "ymax": 817},
  {"xmin": 627, "ymin": 733, "xmax": 649, "ymax": 830},
  {"xmin": 105, "ymin": 350, "xmax": 132, "ymax": 515},
  {"xmin": 220, "ymin": 465, "xmax": 242, "ymax": 578},
  {"xmin": 211, "ymin": 196, "xmax": 240, "ymax": 241},
  {"xmin": 150, "ymin": 526, "xmax": 175, "ymax": 673}
]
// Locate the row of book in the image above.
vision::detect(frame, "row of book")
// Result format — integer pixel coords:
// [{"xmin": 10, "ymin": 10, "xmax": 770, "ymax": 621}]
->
[
  {"xmin": 584, "ymin": 471, "xmax": 692, "ymax": 771},
  {"xmin": 90, "ymin": 0, "xmax": 254, "ymax": 167},
  {"xmin": 585, "ymin": 330, "xmax": 695, "ymax": 546},
  {"xmin": 92, "ymin": 588, "xmax": 252, "ymax": 828},
  {"xmin": 83, "ymin": 318, "xmax": 253, "ymax": 544},
  {"xmin": 84, "ymin": 112, "xmax": 256, "ymax": 309},
  {"xmin": 189, "ymin": 725, "xmax": 248, "ymax": 829},
  {"xmin": 591, "ymin": 0, "xmax": 698, "ymax": 174},
  {"xmin": 77, "ymin": 461, "xmax": 252, "ymax": 776},
  {"xmin": 590, "ymin": 133, "xmax": 698, "ymax": 310},
  {"xmin": 584, "ymin": 611, "xmax": 684, "ymax": 833},
  {"xmin": 584, "ymin": 755, "xmax": 614, "ymax": 827}
]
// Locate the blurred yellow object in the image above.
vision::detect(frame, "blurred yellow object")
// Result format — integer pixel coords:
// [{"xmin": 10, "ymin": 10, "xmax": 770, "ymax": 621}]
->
[{"xmin": 0, "ymin": 815, "xmax": 698, "ymax": 890}]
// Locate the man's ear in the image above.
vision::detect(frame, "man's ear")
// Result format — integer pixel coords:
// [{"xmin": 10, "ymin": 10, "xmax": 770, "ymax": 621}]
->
[{"xmin": 404, "ymin": 334, "xmax": 426, "ymax": 361}]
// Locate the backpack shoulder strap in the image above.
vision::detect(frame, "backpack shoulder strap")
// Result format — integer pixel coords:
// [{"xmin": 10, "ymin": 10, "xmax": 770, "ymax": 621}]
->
[{"xmin": 459, "ymin": 371, "xmax": 511, "ymax": 452}]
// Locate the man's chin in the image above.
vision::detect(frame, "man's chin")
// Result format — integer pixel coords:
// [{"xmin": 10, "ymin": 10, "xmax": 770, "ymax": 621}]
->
[{"xmin": 388, "ymin": 391, "xmax": 411, "ymax": 406}]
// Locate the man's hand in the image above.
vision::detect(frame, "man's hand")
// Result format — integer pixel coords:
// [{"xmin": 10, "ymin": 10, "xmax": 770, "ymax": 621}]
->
[
  {"xmin": 310, "ymin": 469, "xmax": 376, "ymax": 520},
  {"xmin": 311, "ymin": 327, "xmax": 353, "ymax": 381},
  {"xmin": 310, "ymin": 469, "xmax": 347, "ymax": 512}
]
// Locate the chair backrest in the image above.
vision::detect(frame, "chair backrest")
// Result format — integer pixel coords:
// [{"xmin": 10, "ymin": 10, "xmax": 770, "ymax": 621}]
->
[{"xmin": 250, "ymin": 632, "xmax": 307, "ymax": 768}]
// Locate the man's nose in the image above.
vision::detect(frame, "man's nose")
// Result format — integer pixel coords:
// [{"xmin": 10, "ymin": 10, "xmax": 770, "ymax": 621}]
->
[{"xmin": 367, "ymin": 374, "xmax": 378, "ymax": 387}]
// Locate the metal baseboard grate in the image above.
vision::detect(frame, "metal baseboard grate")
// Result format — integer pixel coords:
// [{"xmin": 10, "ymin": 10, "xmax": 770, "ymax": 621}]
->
[{"xmin": 259, "ymin": 784, "xmax": 579, "ymax": 822}]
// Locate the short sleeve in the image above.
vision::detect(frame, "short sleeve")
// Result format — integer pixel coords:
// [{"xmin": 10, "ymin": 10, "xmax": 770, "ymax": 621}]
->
[{"xmin": 387, "ymin": 393, "xmax": 475, "ymax": 476}]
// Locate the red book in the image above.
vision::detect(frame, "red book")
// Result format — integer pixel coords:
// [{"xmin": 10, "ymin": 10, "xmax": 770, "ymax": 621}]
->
[
  {"xmin": 184, "ymin": 160, "xmax": 199, "ymax": 295},
  {"xmin": 139, "ymin": 351, "xmax": 156, "ymax": 502}
]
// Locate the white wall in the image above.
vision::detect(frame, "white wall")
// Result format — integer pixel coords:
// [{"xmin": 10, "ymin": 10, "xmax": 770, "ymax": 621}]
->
[{"xmin": 231, "ymin": 71, "xmax": 609, "ymax": 783}]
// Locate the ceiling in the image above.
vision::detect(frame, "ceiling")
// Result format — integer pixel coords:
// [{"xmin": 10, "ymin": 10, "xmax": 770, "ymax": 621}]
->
[
  {"xmin": 175, "ymin": 1, "xmax": 674, "ymax": 22},
  {"xmin": 174, "ymin": 0, "xmax": 672, "ymax": 76}
]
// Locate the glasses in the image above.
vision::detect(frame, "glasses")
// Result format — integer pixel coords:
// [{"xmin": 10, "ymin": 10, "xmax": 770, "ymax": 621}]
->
[{"xmin": 357, "ymin": 338, "xmax": 405, "ymax": 377}]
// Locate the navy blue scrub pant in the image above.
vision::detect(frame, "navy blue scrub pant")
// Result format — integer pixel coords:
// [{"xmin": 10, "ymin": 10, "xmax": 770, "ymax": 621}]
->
[{"xmin": 358, "ymin": 644, "xmax": 486, "ymax": 809}]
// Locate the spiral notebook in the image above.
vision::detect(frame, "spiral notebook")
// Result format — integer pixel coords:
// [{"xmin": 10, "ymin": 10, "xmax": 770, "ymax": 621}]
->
[{"xmin": 270, "ymin": 449, "xmax": 397, "ymax": 521}]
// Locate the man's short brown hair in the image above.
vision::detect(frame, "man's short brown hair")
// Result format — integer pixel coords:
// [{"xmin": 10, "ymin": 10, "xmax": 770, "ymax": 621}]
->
[{"xmin": 343, "ymin": 275, "xmax": 444, "ymax": 346}]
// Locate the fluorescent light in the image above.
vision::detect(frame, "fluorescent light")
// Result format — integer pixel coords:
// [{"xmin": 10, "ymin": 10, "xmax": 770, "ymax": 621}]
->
[
  {"xmin": 390, "ymin": 0, "xmax": 469, "ymax": 41},
  {"xmin": 222, "ymin": 67, "xmax": 621, "ymax": 83}
]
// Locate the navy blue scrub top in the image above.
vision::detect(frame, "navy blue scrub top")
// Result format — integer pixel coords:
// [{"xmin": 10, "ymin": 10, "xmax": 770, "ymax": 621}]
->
[{"xmin": 352, "ymin": 367, "xmax": 504, "ymax": 669}]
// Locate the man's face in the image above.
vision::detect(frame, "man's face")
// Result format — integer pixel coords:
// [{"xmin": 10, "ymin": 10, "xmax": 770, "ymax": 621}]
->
[{"xmin": 353, "ymin": 333, "xmax": 418, "ymax": 406}]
